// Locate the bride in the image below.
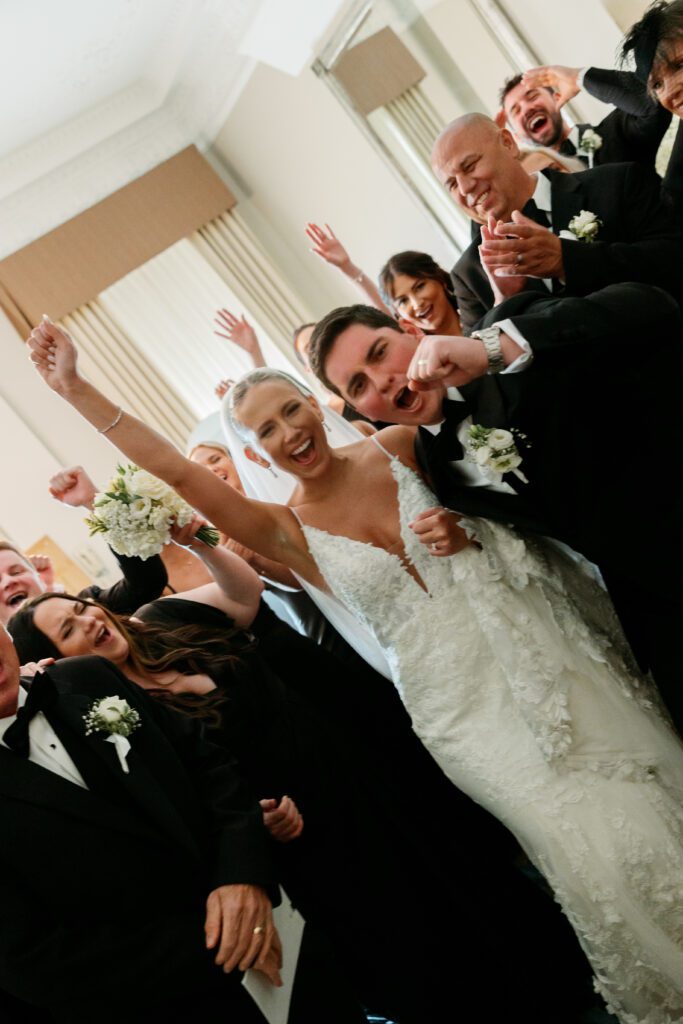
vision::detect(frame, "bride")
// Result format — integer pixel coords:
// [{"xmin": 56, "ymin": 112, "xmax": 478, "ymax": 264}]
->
[{"xmin": 29, "ymin": 318, "xmax": 683, "ymax": 1024}]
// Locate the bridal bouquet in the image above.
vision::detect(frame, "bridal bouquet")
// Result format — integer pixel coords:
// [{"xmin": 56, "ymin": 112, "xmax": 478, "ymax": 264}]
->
[{"xmin": 85, "ymin": 464, "xmax": 219, "ymax": 559}]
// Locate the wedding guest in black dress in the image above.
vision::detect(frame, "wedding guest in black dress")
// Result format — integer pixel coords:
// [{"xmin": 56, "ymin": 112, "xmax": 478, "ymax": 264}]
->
[{"xmin": 10, "ymin": 572, "xmax": 600, "ymax": 1024}]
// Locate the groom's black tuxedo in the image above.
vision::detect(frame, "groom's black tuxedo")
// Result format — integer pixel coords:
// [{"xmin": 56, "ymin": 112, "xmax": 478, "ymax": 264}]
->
[
  {"xmin": 0, "ymin": 656, "xmax": 276, "ymax": 1023},
  {"xmin": 416, "ymin": 282, "xmax": 683, "ymax": 725},
  {"xmin": 452, "ymin": 161, "xmax": 683, "ymax": 331}
]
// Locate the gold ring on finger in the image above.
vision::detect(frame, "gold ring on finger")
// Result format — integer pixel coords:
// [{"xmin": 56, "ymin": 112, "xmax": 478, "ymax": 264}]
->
[
  {"xmin": 515, "ymin": 253, "xmax": 523, "ymax": 265},
  {"xmin": 253, "ymin": 925, "xmax": 265, "ymax": 936}
]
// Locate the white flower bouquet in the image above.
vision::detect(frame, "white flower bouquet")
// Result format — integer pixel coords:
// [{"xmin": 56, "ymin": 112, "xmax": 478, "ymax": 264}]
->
[
  {"xmin": 465, "ymin": 425, "xmax": 528, "ymax": 483},
  {"xmin": 85, "ymin": 464, "xmax": 219, "ymax": 559}
]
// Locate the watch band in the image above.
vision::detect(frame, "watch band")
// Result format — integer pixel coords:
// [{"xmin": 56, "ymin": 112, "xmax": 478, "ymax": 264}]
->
[{"xmin": 471, "ymin": 326, "xmax": 505, "ymax": 374}]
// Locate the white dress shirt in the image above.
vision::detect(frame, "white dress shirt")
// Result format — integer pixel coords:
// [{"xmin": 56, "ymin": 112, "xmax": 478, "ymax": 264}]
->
[{"xmin": 0, "ymin": 686, "xmax": 88, "ymax": 788}]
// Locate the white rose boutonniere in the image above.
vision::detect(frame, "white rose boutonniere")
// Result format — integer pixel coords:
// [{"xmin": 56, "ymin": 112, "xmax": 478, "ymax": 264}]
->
[
  {"xmin": 559, "ymin": 209, "xmax": 602, "ymax": 244},
  {"xmin": 577, "ymin": 128, "xmax": 603, "ymax": 168},
  {"xmin": 465, "ymin": 424, "xmax": 528, "ymax": 483},
  {"xmin": 83, "ymin": 696, "xmax": 141, "ymax": 773}
]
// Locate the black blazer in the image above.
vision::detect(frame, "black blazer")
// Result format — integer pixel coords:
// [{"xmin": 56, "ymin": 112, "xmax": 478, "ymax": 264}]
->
[
  {"xmin": 416, "ymin": 281, "xmax": 683, "ymax": 591},
  {"xmin": 452, "ymin": 161, "xmax": 683, "ymax": 330},
  {"xmin": 0, "ymin": 656, "xmax": 277, "ymax": 1020},
  {"xmin": 562, "ymin": 67, "xmax": 672, "ymax": 168},
  {"xmin": 80, "ymin": 548, "xmax": 167, "ymax": 616}
]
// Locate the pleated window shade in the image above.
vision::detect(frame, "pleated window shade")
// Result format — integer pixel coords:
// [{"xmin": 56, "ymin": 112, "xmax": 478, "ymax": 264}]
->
[{"xmin": 0, "ymin": 146, "xmax": 236, "ymax": 336}]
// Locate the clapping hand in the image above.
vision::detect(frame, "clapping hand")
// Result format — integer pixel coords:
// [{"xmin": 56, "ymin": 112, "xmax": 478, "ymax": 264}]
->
[
  {"xmin": 260, "ymin": 796, "xmax": 304, "ymax": 842},
  {"xmin": 27, "ymin": 317, "xmax": 81, "ymax": 395},
  {"xmin": 49, "ymin": 466, "xmax": 98, "ymax": 510},
  {"xmin": 409, "ymin": 508, "xmax": 472, "ymax": 557},
  {"xmin": 479, "ymin": 211, "xmax": 564, "ymax": 281},
  {"xmin": 19, "ymin": 657, "xmax": 55, "ymax": 679},
  {"xmin": 204, "ymin": 883, "xmax": 281, "ymax": 985},
  {"xmin": 479, "ymin": 216, "xmax": 528, "ymax": 304},
  {"xmin": 522, "ymin": 65, "xmax": 581, "ymax": 107},
  {"xmin": 305, "ymin": 223, "xmax": 353, "ymax": 273}
]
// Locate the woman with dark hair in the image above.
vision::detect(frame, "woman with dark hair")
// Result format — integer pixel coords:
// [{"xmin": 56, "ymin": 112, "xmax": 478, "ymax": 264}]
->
[
  {"xmin": 620, "ymin": 1, "xmax": 683, "ymax": 214},
  {"xmin": 9, "ymin": 547, "xmax": 563, "ymax": 1023},
  {"xmin": 378, "ymin": 250, "xmax": 462, "ymax": 336}
]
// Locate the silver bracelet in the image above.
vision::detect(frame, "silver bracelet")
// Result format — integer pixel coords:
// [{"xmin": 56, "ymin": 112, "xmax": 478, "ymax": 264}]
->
[
  {"xmin": 471, "ymin": 326, "xmax": 505, "ymax": 374},
  {"xmin": 98, "ymin": 407, "xmax": 123, "ymax": 434}
]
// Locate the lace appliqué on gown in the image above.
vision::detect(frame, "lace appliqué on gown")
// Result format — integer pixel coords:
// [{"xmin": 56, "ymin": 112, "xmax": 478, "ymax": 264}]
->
[{"xmin": 296, "ymin": 454, "xmax": 683, "ymax": 1024}]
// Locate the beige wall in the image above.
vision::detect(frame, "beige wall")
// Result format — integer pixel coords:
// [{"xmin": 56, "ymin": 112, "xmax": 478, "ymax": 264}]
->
[{"xmin": 0, "ymin": 310, "xmax": 119, "ymax": 580}]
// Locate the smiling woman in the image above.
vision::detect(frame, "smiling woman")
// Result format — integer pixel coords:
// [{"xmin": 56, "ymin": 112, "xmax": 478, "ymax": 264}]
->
[{"xmin": 378, "ymin": 250, "xmax": 461, "ymax": 336}]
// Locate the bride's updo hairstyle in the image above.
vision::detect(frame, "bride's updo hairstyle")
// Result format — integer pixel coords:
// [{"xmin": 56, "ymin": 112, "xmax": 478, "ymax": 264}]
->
[{"xmin": 228, "ymin": 368, "xmax": 315, "ymax": 444}]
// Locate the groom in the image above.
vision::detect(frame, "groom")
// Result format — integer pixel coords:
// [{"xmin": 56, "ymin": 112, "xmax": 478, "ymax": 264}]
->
[
  {"xmin": 308, "ymin": 282, "xmax": 683, "ymax": 731},
  {"xmin": 0, "ymin": 624, "xmax": 279, "ymax": 1023}
]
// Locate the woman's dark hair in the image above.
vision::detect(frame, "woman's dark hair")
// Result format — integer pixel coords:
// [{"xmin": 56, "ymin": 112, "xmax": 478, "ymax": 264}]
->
[
  {"xmin": 8, "ymin": 592, "xmax": 256, "ymax": 726},
  {"xmin": 621, "ymin": 0, "xmax": 683, "ymax": 83},
  {"xmin": 378, "ymin": 251, "xmax": 457, "ymax": 314}
]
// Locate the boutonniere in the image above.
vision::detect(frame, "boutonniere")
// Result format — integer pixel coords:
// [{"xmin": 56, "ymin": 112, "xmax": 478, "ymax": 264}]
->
[
  {"xmin": 83, "ymin": 696, "xmax": 140, "ymax": 773},
  {"xmin": 559, "ymin": 209, "xmax": 602, "ymax": 243},
  {"xmin": 577, "ymin": 128, "xmax": 602, "ymax": 168},
  {"xmin": 465, "ymin": 425, "xmax": 529, "ymax": 483}
]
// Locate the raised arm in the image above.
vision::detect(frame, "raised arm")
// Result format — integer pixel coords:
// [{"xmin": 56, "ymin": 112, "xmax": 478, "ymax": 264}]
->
[
  {"xmin": 213, "ymin": 309, "xmax": 267, "ymax": 368},
  {"xmin": 305, "ymin": 222, "xmax": 392, "ymax": 314},
  {"xmin": 28, "ymin": 319, "xmax": 317, "ymax": 583}
]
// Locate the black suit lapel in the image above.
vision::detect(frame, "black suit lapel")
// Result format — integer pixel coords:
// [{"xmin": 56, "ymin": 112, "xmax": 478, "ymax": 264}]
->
[
  {"xmin": 51, "ymin": 691, "xmax": 204, "ymax": 864},
  {"xmin": 547, "ymin": 171, "xmax": 585, "ymax": 238}
]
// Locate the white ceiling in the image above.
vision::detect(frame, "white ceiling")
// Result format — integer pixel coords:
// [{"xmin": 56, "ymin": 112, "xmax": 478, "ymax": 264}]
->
[{"xmin": 0, "ymin": 0, "xmax": 262, "ymax": 256}]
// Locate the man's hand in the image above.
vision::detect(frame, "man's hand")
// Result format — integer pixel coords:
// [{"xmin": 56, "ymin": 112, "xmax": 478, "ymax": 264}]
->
[
  {"xmin": 479, "ymin": 211, "xmax": 564, "ymax": 280},
  {"xmin": 409, "ymin": 508, "xmax": 472, "ymax": 557},
  {"xmin": 260, "ymin": 796, "xmax": 304, "ymax": 842},
  {"xmin": 49, "ymin": 466, "xmax": 98, "ymax": 510},
  {"xmin": 522, "ymin": 65, "xmax": 581, "ymax": 107},
  {"xmin": 28, "ymin": 554, "xmax": 57, "ymax": 590},
  {"xmin": 204, "ymin": 883, "xmax": 280, "ymax": 984},
  {"xmin": 407, "ymin": 335, "xmax": 489, "ymax": 390},
  {"xmin": 480, "ymin": 216, "xmax": 528, "ymax": 304},
  {"xmin": 27, "ymin": 317, "xmax": 81, "ymax": 395}
]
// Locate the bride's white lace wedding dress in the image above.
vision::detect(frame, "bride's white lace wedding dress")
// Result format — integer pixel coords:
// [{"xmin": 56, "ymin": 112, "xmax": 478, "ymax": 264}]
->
[{"xmin": 291, "ymin": 440, "xmax": 683, "ymax": 1024}]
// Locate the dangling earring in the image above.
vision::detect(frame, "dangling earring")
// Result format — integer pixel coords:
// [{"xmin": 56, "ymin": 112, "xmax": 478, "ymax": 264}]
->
[
  {"xmin": 267, "ymin": 464, "xmax": 278, "ymax": 478},
  {"xmin": 323, "ymin": 420, "xmax": 331, "ymax": 432}
]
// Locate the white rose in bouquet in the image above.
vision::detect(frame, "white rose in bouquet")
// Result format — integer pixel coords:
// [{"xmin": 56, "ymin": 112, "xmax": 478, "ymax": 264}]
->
[{"xmin": 86, "ymin": 464, "xmax": 219, "ymax": 559}]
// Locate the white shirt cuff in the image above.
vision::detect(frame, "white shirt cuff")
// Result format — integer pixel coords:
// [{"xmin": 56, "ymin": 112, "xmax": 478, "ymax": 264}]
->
[
  {"xmin": 577, "ymin": 67, "xmax": 588, "ymax": 90},
  {"xmin": 495, "ymin": 318, "xmax": 534, "ymax": 373}
]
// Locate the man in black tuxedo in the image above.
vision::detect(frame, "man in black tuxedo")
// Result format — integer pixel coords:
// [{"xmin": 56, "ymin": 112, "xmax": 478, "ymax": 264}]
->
[
  {"xmin": 500, "ymin": 66, "xmax": 671, "ymax": 168},
  {"xmin": 0, "ymin": 624, "xmax": 279, "ymax": 1023},
  {"xmin": 308, "ymin": 284, "xmax": 683, "ymax": 733},
  {"xmin": 436, "ymin": 113, "xmax": 683, "ymax": 331}
]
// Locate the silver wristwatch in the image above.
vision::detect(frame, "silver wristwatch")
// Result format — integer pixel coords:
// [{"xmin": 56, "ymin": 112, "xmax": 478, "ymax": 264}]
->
[{"xmin": 471, "ymin": 325, "xmax": 505, "ymax": 374}]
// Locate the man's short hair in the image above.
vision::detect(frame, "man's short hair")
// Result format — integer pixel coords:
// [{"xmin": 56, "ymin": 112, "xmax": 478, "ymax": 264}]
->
[
  {"xmin": 499, "ymin": 71, "xmax": 555, "ymax": 108},
  {"xmin": 499, "ymin": 72, "xmax": 524, "ymax": 107},
  {"xmin": 0, "ymin": 541, "xmax": 33, "ymax": 570},
  {"xmin": 308, "ymin": 305, "xmax": 400, "ymax": 396}
]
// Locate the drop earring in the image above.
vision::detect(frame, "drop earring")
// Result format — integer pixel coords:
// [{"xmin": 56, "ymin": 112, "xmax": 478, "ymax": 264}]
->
[
  {"xmin": 267, "ymin": 464, "xmax": 278, "ymax": 478},
  {"xmin": 323, "ymin": 420, "xmax": 331, "ymax": 432}
]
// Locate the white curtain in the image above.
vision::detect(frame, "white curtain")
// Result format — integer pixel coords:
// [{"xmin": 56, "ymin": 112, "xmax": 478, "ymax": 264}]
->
[{"xmin": 99, "ymin": 238, "xmax": 303, "ymax": 423}]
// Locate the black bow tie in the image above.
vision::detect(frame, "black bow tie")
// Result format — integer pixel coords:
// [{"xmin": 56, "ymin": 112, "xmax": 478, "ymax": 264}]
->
[{"xmin": 3, "ymin": 673, "xmax": 55, "ymax": 757}]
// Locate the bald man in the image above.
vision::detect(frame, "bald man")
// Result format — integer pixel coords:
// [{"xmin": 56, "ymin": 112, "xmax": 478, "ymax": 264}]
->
[{"xmin": 433, "ymin": 113, "xmax": 683, "ymax": 330}]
